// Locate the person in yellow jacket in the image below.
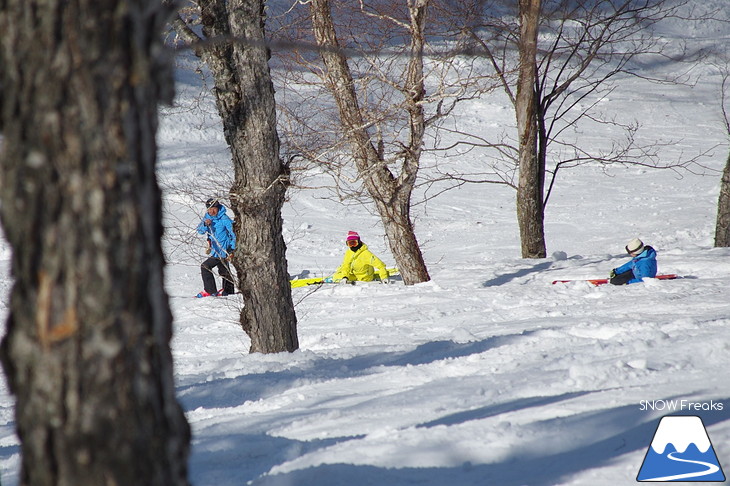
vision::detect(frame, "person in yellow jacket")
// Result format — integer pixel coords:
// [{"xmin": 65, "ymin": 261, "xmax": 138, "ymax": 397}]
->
[{"xmin": 332, "ymin": 231, "xmax": 390, "ymax": 283}]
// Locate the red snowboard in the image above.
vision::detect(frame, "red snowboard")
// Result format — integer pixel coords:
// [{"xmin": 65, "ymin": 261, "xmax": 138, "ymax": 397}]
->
[{"xmin": 551, "ymin": 274, "xmax": 678, "ymax": 286}]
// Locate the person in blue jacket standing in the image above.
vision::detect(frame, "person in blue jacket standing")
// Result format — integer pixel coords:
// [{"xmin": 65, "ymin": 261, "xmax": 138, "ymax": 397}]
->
[
  {"xmin": 196, "ymin": 198, "xmax": 236, "ymax": 297},
  {"xmin": 609, "ymin": 238, "xmax": 657, "ymax": 285}
]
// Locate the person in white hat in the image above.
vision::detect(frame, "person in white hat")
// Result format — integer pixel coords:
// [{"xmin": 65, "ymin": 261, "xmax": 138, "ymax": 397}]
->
[{"xmin": 609, "ymin": 238, "xmax": 657, "ymax": 285}]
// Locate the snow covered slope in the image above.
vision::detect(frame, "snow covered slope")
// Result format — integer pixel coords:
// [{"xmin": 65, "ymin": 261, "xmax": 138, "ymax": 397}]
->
[{"xmin": 0, "ymin": 4, "xmax": 729, "ymax": 486}]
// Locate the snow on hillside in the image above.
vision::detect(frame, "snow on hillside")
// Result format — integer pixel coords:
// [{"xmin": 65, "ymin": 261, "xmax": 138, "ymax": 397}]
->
[{"xmin": 1, "ymin": 4, "xmax": 730, "ymax": 486}]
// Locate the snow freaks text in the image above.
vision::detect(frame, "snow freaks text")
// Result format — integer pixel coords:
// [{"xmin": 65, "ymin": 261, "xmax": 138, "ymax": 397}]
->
[{"xmin": 639, "ymin": 400, "xmax": 724, "ymax": 412}]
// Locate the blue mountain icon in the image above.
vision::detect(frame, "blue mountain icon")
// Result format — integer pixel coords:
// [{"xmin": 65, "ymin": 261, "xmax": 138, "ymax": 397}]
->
[{"xmin": 637, "ymin": 415, "xmax": 725, "ymax": 482}]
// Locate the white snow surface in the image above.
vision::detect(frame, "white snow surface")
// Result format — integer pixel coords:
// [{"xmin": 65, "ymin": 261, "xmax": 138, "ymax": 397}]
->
[
  {"xmin": 1, "ymin": 6, "xmax": 730, "ymax": 486},
  {"xmin": 650, "ymin": 416, "xmax": 712, "ymax": 454}
]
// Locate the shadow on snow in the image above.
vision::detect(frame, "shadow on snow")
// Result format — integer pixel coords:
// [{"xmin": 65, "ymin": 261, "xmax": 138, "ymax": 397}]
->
[
  {"xmin": 241, "ymin": 401, "xmax": 730, "ymax": 486},
  {"xmin": 177, "ymin": 310, "xmax": 730, "ymax": 486}
]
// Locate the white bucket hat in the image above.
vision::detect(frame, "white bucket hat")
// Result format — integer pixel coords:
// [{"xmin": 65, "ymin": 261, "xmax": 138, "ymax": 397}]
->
[{"xmin": 625, "ymin": 238, "xmax": 645, "ymax": 254}]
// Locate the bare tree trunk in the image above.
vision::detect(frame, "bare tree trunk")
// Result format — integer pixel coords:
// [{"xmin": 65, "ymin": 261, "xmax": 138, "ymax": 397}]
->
[
  {"xmin": 515, "ymin": 0, "xmax": 547, "ymax": 258},
  {"xmin": 171, "ymin": 0, "xmax": 298, "ymax": 352},
  {"xmin": 309, "ymin": 0, "xmax": 430, "ymax": 285},
  {"xmin": 221, "ymin": 0, "xmax": 299, "ymax": 353},
  {"xmin": 715, "ymin": 151, "xmax": 730, "ymax": 247},
  {"xmin": 0, "ymin": 1, "xmax": 190, "ymax": 485},
  {"xmin": 377, "ymin": 196, "xmax": 429, "ymax": 283}
]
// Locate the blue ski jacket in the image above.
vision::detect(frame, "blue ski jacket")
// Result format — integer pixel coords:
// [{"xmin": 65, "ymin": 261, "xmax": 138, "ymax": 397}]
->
[
  {"xmin": 614, "ymin": 246, "xmax": 657, "ymax": 284},
  {"xmin": 197, "ymin": 205, "xmax": 236, "ymax": 258}
]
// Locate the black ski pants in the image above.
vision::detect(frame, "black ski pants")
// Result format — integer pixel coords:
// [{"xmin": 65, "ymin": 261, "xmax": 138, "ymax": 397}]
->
[
  {"xmin": 201, "ymin": 256, "xmax": 235, "ymax": 295},
  {"xmin": 610, "ymin": 269, "xmax": 635, "ymax": 286}
]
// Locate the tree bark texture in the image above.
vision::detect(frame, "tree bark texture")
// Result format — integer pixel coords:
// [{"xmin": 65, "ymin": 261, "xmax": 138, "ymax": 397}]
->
[
  {"xmin": 515, "ymin": 0, "xmax": 547, "ymax": 258},
  {"xmin": 195, "ymin": 0, "xmax": 299, "ymax": 353},
  {"xmin": 309, "ymin": 0, "xmax": 431, "ymax": 285},
  {"xmin": 715, "ymin": 151, "xmax": 730, "ymax": 247},
  {"xmin": 0, "ymin": 1, "xmax": 191, "ymax": 486}
]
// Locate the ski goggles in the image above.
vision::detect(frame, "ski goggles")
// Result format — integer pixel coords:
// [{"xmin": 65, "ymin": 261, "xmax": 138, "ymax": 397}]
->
[{"xmin": 346, "ymin": 239, "xmax": 360, "ymax": 247}]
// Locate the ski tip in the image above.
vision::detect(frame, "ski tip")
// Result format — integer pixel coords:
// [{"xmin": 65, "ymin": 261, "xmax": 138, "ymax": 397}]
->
[{"xmin": 290, "ymin": 278, "xmax": 325, "ymax": 288}]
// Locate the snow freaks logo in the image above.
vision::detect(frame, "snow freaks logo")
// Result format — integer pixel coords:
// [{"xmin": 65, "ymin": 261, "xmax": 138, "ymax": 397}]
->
[
  {"xmin": 637, "ymin": 415, "xmax": 726, "ymax": 482},
  {"xmin": 640, "ymin": 400, "xmax": 724, "ymax": 412}
]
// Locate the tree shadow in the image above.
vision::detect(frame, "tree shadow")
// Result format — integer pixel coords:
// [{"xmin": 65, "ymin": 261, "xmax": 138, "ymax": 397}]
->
[
  {"xmin": 177, "ymin": 333, "xmax": 530, "ymax": 411},
  {"xmin": 482, "ymin": 261, "xmax": 554, "ymax": 287},
  {"xmin": 241, "ymin": 398, "xmax": 730, "ymax": 486},
  {"xmin": 416, "ymin": 391, "xmax": 592, "ymax": 429},
  {"xmin": 189, "ymin": 431, "xmax": 372, "ymax": 486},
  {"xmin": 176, "ymin": 322, "xmax": 730, "ymax": 486}
]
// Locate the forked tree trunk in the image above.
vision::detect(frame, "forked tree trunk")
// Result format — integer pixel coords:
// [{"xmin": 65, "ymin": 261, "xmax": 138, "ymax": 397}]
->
[
  {"xmin": 183, "ymin": 0, "xmax": 299, "ymax": 352},
  {"xmin": 309, "ymin": 0, "xmax": 430, "ymax": 285},
  {"xmin": 715, "ymin": 151, "xmax": 730, "ymax": 247},
  {"xmin": 515, "ymin": 0, "xmax": 547, "ymax": 258},
  {"xmin": 0, "ymin": 1, "xmax": 190, "ymax": 485}
]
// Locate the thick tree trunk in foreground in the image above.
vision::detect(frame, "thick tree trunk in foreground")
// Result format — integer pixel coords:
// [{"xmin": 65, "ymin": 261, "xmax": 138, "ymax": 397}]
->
[
  {"xmin": 0, "ymin": 1, "xmax": 190, "ymax": 485},
  {"xmin": 515, "ymin": 0, "xmax": 547, "ymax": 258}
]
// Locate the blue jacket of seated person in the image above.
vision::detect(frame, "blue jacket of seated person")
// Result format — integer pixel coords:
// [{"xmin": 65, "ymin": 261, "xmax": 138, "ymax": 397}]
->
[{"xmin": 614, "ymin": 246, "xmax": 657, "ymax": 284}]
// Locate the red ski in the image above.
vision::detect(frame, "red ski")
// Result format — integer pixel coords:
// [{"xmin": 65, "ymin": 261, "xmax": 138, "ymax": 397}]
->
[{"xmin": 551, "ymin": 274, "xmax": 678, "ymax": 286}]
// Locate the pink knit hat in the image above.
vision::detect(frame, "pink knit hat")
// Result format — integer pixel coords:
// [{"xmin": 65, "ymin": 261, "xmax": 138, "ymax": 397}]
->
[{"xmin": 346, "ymin": 231, "xmax": 360, "ymax": 241}]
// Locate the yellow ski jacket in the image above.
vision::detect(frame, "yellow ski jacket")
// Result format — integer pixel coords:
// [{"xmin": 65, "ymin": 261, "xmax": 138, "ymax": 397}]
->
[{"xmin": 333, "ymin": 243, "xmax": 389, "ymax": 282}]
